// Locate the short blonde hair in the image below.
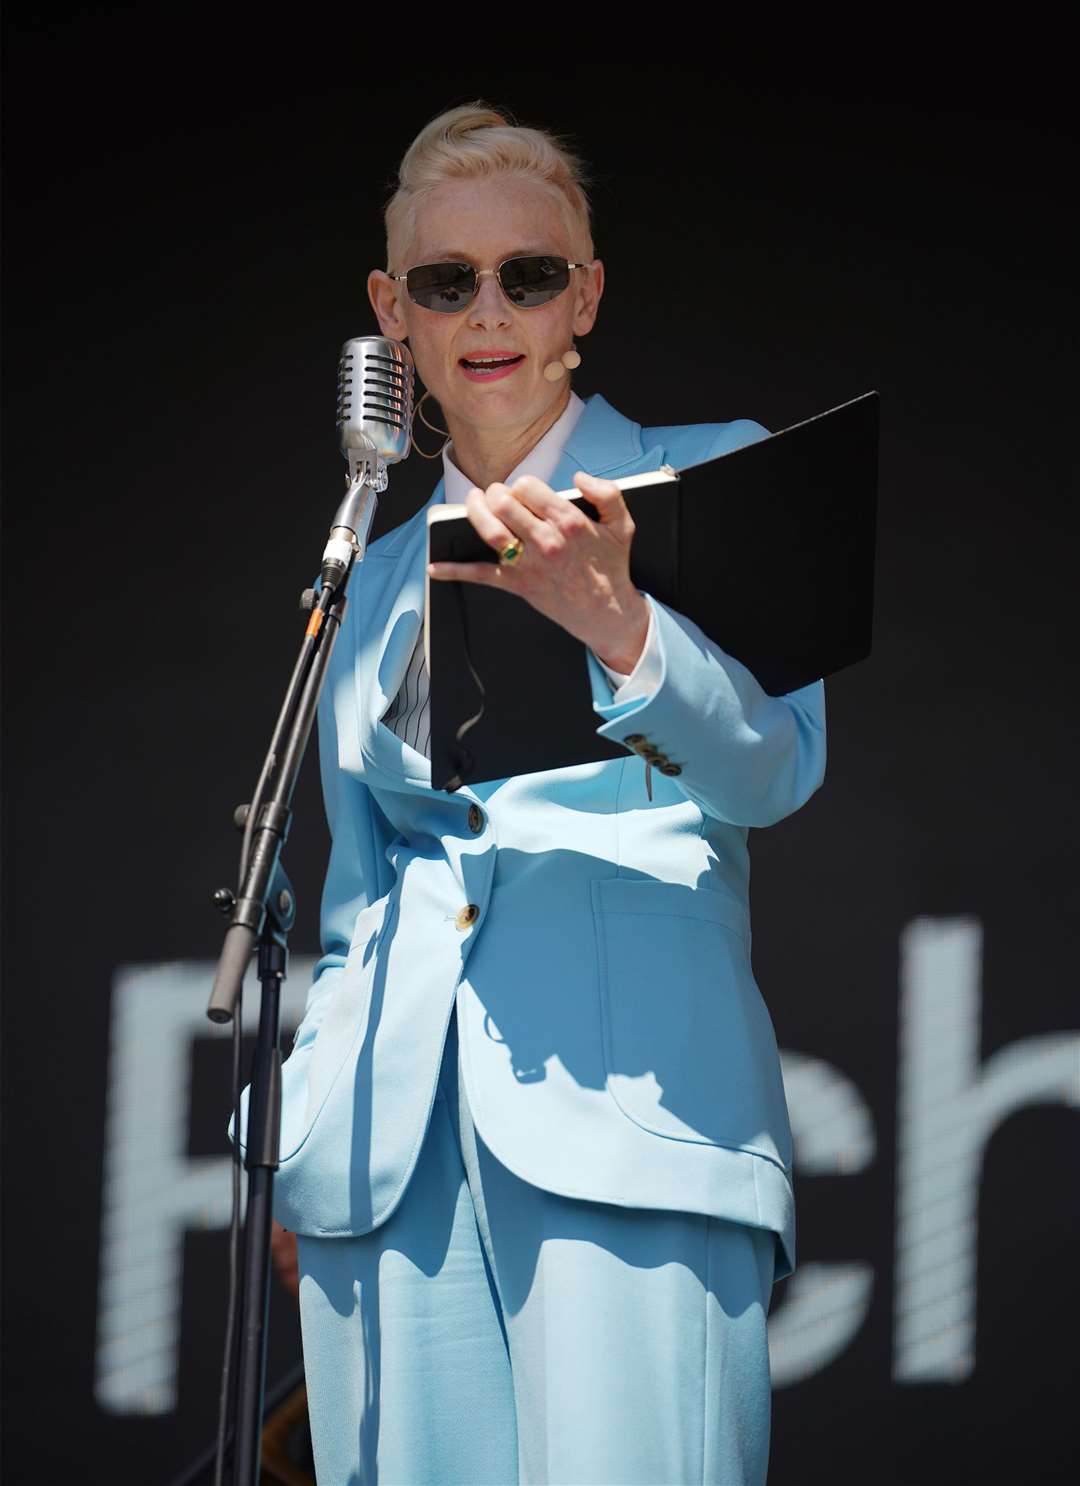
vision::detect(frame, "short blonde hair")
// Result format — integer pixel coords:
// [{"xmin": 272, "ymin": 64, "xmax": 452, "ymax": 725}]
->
[{"xmin": 384, "ymin": 102, "xmax": 594, "ymax": 272}]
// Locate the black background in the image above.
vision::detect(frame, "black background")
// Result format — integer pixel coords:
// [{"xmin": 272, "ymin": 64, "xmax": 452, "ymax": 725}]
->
[{"xmin": 3, "ymin": 12, "xmax": 1078, "ymax": 1484}]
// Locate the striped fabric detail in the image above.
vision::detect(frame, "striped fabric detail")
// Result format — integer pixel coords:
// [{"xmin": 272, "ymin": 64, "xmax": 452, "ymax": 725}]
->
[{"xmin": 382, "ymin": 623, "xmax": 431, "ymax": 758}]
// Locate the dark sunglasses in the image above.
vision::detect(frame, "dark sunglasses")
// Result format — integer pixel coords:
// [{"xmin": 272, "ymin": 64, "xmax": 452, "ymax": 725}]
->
[{"xmin": 390, "ymin": 255, "xmax": 591, "ymax": 313}]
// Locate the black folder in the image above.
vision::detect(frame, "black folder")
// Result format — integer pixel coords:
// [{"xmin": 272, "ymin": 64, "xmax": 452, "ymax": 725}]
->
[{"xmin": 426, "ymin": 391, "xmax": 878, "ymax": 790}]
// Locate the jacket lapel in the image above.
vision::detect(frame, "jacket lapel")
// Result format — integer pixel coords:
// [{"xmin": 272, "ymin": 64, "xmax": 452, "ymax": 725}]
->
[{"xmin": 552, "ymin": 392, "xmax": 668, "ymax": 488}]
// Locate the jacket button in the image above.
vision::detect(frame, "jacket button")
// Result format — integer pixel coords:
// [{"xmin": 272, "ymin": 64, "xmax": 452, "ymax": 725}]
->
[
  {"xmin": 467, "ymin": 804, "xmax": 484, "ymax": 834},
  {"xmin": 659, "ymin": 762, "xmax": 682, "ymax": 776},
  {"xmin": 643, "ymin": 748, "xmax": 667, "ymax": 764},
  {"xmin": 455, "ymin": 904, "xmax": 480, "ymax": 930},
  {"xmin": 624, "ymin": 733, "xmax": 646, "ymax": 747}
]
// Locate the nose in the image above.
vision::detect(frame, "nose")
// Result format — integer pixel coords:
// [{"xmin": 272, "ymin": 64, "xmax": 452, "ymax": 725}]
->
[{"xmin": 467, "ymin": 270, "xmax": 512, "ymax": 330}]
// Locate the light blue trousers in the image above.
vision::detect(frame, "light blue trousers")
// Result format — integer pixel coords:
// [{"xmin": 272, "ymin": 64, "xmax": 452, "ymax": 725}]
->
[{"xmin": 297, "ymin": 1007, "xmax": 775, "ymax": 1485}]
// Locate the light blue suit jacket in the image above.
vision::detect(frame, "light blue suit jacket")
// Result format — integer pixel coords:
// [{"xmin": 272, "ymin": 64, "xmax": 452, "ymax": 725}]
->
[{"xmin": 267, "ymin": 392, "xmax": 826, "ymax": 1279}]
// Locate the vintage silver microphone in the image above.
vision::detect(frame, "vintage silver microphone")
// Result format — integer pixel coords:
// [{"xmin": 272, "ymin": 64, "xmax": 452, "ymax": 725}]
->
[
  {"xmin": 322, "ymin": 336, "xmax": 415, "ymax": 590},
  {"xmin": 206, "ymin": 335, "xmax": 416, "ymax": 1483}
]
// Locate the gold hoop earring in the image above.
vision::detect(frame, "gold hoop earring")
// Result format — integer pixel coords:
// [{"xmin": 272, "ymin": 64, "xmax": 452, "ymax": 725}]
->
[{"xmin": 411, "ymin": 388, "xmax": 451, "ymax": 460}]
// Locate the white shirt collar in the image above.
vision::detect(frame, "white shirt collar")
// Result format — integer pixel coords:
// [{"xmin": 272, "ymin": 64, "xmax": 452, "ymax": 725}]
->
[{"xmin": 440, "ymin": 391, "xmax": 586, "ymax": 503}]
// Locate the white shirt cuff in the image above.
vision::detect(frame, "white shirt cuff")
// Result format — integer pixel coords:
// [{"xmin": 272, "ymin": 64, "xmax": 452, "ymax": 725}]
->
[{"xmin": 597, "ymin": 603, "xmax": 661, "ymax": 702}]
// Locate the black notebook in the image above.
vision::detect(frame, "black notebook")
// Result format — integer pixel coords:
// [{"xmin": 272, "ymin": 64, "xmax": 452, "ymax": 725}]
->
[{"xmin": 426, "ymin": 391, "xmax": 878, "ymax": 791}]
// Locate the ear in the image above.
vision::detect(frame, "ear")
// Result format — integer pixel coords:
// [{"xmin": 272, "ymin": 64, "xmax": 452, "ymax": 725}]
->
[
  {"xmin": 368, "ymin": 270, "xmax": 410, "ymax": 340},
  {"xmin": 571, "ymin": 258, "xmax": 604, "ymax": 338}
]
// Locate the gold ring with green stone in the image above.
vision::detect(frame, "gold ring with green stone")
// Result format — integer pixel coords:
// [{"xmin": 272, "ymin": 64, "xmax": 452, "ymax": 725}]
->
[{"xmin": 498, "ymin": 538, "xmax": 525, "ymax": 566}]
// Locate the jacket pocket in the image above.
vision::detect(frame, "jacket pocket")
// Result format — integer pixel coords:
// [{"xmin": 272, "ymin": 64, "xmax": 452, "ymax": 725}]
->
[
  {"xmin": 279, "ymin": 893, "xmax": 395, "ymax": 1163},
  {"xmin": 590, "ymin": 877, "xmax": 790, "ymax": 1162}
]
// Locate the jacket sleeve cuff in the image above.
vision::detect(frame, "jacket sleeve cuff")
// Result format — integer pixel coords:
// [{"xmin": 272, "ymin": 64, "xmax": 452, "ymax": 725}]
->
[
  {"xmin": 593, "ymin": 602, "xmax": 662, "ymax": 703},
  {"xmin": 584, "ymin": 592, "xmax": 827, "ymax": 827},
  {"xmin": 586, "ymin": 593, "xmax": 667, "ymax": 720}
]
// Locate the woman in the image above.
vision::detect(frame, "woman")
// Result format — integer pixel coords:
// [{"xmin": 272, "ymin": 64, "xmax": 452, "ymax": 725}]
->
[{"xmin": 272, "ymin": 104, "xmax": 826, "ymax": 1485}]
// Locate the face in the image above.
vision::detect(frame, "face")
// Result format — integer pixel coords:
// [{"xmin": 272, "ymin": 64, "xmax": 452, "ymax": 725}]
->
[{"xmin": 368, "ymin": 176, "xmax": 604, "ymax": 442}]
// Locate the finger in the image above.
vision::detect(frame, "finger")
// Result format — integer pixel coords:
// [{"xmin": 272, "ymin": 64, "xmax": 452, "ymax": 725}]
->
[
  {"xmin": 572, "ymin": 471, "xmax": 623, "ymax": 510},
  {"xmin": 573, "ymin": 471, "xmax": 634, "ymax": 534},
  {"xmin": 485, "ymin": 480, "xmax": 551, "ymax": 543},
  {"xmin": 507, "ymin": 474, "xmax": 584, "ymax": 534},
  {"xmin": 465, "ymin": 483, "xmax": 539, "ymax": 553},
  {"xmin": 427, "ymin": 559, "xmax": 507, "ymax": 586}
]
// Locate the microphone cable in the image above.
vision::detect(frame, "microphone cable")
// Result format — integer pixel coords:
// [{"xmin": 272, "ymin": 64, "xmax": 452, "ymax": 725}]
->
[
  {"xmin": 213, "ymin": 989, "xmax": 244, "ymax": 1486},
  {"xmin": 212, "ymin": 654, "xmax": 298, "ymax": 1482},
  {"xmin": 213, "ymin": 678, "xmax": 286, "ymax": 1482},
  {"xmin": 442, "ymin": 576, "xmax": 487, "ymax": 792}
]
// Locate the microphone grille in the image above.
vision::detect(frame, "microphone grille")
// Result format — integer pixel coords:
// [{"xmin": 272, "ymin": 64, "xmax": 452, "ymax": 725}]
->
[{"xmin": 337, "ymin": 337, "xmax": 415, "ymax": 464}]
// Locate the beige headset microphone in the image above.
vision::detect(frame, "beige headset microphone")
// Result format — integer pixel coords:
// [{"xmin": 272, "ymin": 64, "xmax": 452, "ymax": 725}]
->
[{"xmin": 543, "ymin": 344, "xmax": 582, "ymax": 381}]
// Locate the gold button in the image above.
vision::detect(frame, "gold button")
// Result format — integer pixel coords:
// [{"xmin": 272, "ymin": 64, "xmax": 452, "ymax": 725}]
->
[
  {"xmin": 659, "ymin": 762, "xmax": 682, "ymax": 776},
  {"xmin": 455, "ymin": 903, "xmax": 480, "ymax": 930},
  {"xmin": 624, "ymin": 733, "xmax": 646, "ymax": 746},
  {"xmin": 643, "ymin": 749, "xmax": 667, "ymax": 765},
  {"xmin": 467, "ymin": 804, "xmax": 484, "ymax": 834}
]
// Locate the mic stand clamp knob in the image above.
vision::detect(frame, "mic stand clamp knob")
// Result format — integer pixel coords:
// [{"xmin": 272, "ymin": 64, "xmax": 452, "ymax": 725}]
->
[{"xmin": 212, "ymin": 886, "xmax": 237, "ymax": 917}]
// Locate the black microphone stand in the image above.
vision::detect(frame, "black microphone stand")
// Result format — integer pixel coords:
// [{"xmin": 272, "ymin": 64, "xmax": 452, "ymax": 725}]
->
[{"xmin": 205, "ymin": 491, "xmax": 366, "ymax": 1486}]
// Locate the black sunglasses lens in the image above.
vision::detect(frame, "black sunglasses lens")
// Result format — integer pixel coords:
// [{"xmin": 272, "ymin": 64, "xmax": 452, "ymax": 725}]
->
[
  {"xmin": 406, "ymin": 262, "xmax": 476, "ymax": 312},
  {"xmin": 499, "ymin": 255, "xmax": 571, "ymax": 307}
]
